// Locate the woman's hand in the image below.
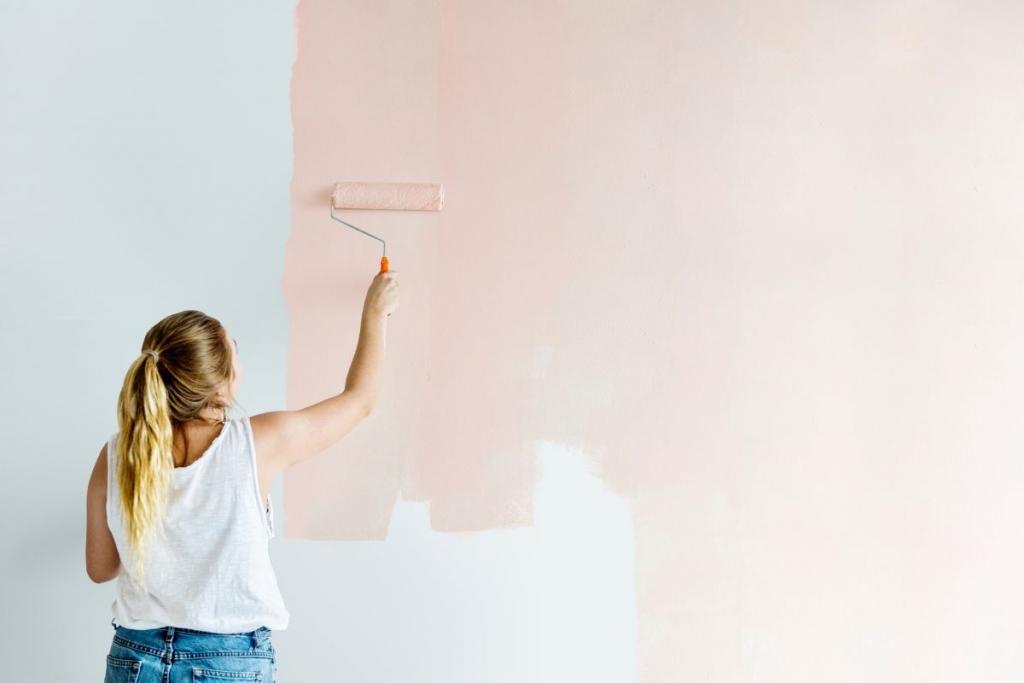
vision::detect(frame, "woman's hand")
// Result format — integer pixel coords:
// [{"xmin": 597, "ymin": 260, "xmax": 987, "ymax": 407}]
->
[{"xmin": 363, "ymin": 270, "xmax": 399, "ymax": 318}]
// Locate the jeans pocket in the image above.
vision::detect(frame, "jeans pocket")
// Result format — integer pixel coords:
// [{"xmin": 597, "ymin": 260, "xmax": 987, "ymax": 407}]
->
[
  {"xmin": 105, "ymin": 654, "xmax": 142, "ymax": 683},
  {"xmin": 191, "ymin": 667, "xmax": 263, "ymax": 680}
]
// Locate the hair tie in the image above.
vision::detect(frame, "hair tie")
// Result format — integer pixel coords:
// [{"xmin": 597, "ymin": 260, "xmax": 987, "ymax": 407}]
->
[{"xmin": 143, "ymin": 349, "xmax": 160, "ymax": 362}]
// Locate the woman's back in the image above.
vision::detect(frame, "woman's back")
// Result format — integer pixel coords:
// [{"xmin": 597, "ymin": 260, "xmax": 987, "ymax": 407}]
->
[{"xmin": 106, "ymin": 415, "xmax": 289, "ymax": 633}]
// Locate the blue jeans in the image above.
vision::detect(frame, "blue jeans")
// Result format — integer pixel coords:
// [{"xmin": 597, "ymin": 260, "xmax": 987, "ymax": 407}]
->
[{"xmin": 105, "ymin": 618, "xmax": 277, "ymax": 682}]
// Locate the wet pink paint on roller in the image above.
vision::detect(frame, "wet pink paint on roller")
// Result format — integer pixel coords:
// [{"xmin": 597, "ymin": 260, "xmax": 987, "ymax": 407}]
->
[
  {"xmin": 331, "ymin": 182, "xmax": 445, "ymax": 211},
  {"xmin": 286, "ymin": 1, "xmax": 1024, "ymax": 680}
]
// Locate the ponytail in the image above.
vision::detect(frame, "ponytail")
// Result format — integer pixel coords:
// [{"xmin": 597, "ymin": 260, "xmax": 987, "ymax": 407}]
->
[{"xmin": 115, "ymin": 349, "xmax": 175, "ymax": 591}]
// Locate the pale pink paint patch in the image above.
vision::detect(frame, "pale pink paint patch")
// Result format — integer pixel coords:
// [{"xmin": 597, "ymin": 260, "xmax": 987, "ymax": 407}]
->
[
  {"xmin": 282, "ymin": 0, "xmax": 444, "ymax": 539},
  {"xmin": 286, "ymin": 0, "xmax": 1024, "ymax": 680}
]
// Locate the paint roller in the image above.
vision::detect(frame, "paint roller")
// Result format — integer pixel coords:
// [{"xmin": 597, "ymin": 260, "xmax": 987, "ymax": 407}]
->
[{"xmin": 329, "ymin": 181, "xmax": 445, "ymax": 274}]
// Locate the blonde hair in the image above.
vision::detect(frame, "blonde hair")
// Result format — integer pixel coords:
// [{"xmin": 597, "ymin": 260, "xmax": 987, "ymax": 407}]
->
[{"xmin": 114, "ymin": 310, "xmax": 239, "ymax": 589}]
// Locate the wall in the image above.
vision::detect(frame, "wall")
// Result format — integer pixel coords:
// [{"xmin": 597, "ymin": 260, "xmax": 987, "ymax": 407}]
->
[{"xmin": 285, "ymin": 1, "xmax": 1024, "ymax": 681}]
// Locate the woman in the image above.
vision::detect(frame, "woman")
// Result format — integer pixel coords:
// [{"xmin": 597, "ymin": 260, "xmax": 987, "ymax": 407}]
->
[{"xmin": 85, "ymin": 270, "xmax": 398, "ymax": 682}]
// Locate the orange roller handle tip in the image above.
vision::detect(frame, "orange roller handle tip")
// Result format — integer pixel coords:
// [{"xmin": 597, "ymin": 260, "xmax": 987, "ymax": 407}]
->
[{"xmin": 379, "ymin": 256, "xmax": 389, "ymax": 273}]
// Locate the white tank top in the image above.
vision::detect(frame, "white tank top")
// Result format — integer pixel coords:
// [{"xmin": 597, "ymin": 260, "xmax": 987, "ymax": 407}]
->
[{"xmin": 106, "ymin": 415, "xmax": 290, "ymax": 632}]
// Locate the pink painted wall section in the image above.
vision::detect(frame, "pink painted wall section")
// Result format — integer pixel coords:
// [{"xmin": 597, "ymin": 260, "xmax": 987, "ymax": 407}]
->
[
  {"xmin": 286, "ymin": 1, "xmax": 1024, "ymax": 680},
  {"xmin": 284, "ymin": 0, "xmax": 442, "ymax": 539}
]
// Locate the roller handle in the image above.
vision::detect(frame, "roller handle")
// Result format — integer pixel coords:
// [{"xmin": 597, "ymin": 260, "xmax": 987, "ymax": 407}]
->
[{"xmin": 380, "ymin": 255, "xmax": 390, "ymax": 273}]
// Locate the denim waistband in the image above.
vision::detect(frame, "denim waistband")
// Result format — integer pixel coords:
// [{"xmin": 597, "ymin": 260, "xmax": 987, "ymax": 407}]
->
[{"xmin": 109, "ymin": 618, "xmax": 272, "ymax": 656}]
